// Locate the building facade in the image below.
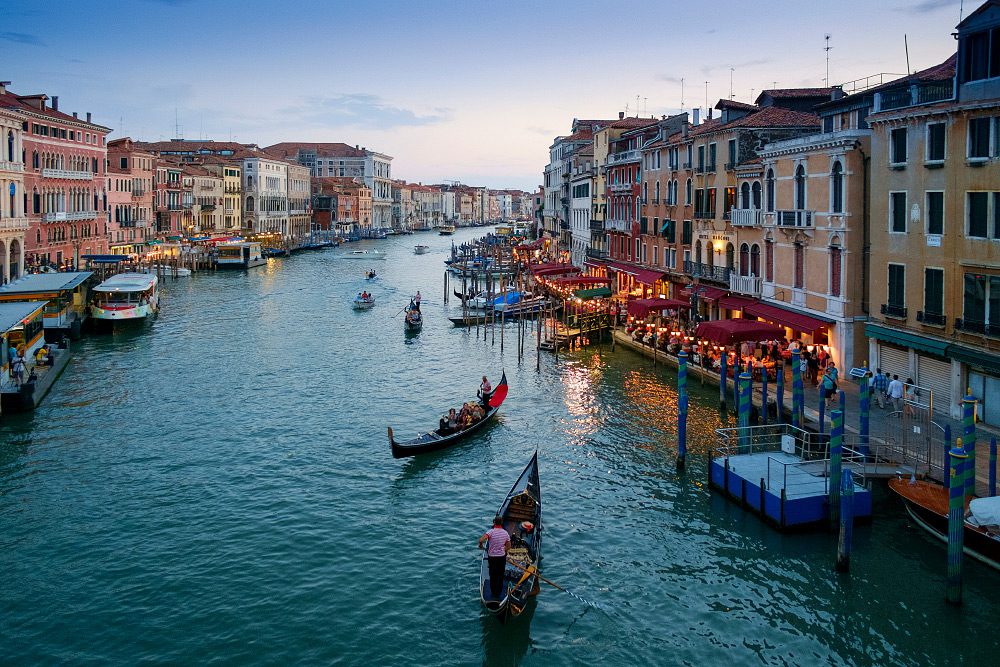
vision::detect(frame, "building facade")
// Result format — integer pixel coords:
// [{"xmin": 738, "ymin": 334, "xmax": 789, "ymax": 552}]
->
[{"xmin": 0, "ymin": 95, "xmax": 27, "ymax": 283}]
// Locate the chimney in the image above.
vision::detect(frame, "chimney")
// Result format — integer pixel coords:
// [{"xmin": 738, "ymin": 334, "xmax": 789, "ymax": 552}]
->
[
  {"xmin": 619, "ymin": 111, "xmax": 625, "ymax": 120},
  {"xmin": 0, "ymin": 81, "xmax": 9, "ymax": 94},
  {"xmin": 831, "ymin": 85, "xmax": 845, "ymax": 101},
  {"xmin": 51, "ymin": 95, "xmax": 59, "ymax": 111},
  {"xmin": 86, "ymin": 112, "xmax": 92, "ymax": 123},
  {"xmin": 72, "ymin": 111, "xmax": 78, "ymax": 118},
  {"xmin": 707, "ymin": 107, "xmax": 713, "ymax": 120},
  {"xmin": 692, "ymin": 108, "xmax": 700, "ymax": 126},
  {"xmin": 682, "ymin": 121, "xmax": 689, "ymax": 138}
]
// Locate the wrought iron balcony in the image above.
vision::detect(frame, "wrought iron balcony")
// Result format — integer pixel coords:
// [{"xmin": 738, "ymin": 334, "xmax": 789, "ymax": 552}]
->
[
  {"xmin": 586, "ymin": 247, "xmax": 608, "ymax": 259},
  {"xmin": 684, "ymin": 260, "xmax": 732, "ymax": 283},
  {"xmin": 729, "ymin": 273, "xmax": 762, "ymax": 297},
  {"xmin": 589, "ymin": 220, "xmax": 604, "ymax": 231},
  {"xmin": 682, "ymin": 162, "xmax": 692, "ymax": 170},
  {"xmin": 777, "ymin": 209, "xmax": 813, "ymax": 227},
  {"xmin": 954, "ymin": 318, "xmax": 999, "ymax": 337},
  {"xmin": 916, "ymin": 310, "xmax": 946, "ymax": 326},
  {"xmin": 880, "ymin": 303, "xmax": 907, "ymax": 319},
  {"xmin": 607, "ymin": 149, "xmax": 641, "ymax": 165},
  {"xmin": 730, "ymin": 208, "xmax": 762, "ymax": 226},
  {"xmin": 875, "ymin": 81, "xmax": 954, "ymax": 112},
  {"xmin": 694, "ymin": 210, "xmax": 715, "ymax": 219}
]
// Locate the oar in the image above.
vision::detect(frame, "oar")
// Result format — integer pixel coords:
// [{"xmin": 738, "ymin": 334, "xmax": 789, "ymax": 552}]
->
[{"xmin": 505, "ymin": 559, "xmax": 603, "ymax": 610}]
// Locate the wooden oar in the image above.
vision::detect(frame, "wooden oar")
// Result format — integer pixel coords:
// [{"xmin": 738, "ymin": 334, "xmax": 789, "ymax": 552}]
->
[{"xmin": 505, "ymin": 558, "xmax": 603, "ymax": 609}]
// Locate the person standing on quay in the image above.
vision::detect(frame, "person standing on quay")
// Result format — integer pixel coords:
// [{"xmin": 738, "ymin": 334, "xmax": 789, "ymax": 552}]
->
[
  {"xmin": 478, "ymin": 516, "xmax": 510, "ymax": 600},
  {"xmin": 872, "ymin": 368, "xmax": 889, "ymax": 409}
]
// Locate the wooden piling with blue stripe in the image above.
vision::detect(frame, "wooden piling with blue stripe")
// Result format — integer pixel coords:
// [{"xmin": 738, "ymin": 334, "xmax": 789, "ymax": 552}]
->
[
  {"xmin": 776, "ymin": 361, "xmax": 784, "ymax": 424},
  {"xmin": 859, "ymin": 376, "xmax": 870, "ymax": 457},
  {"xmin": 962, "ymin": 393, "xmax": 977, "ymax": 501},
  {"xmin": 829, "ymin": 409, "xmax": 843, "ymax": 529},
  {"xmin": 738, "ymin": 372, "xmax": 751, "ymax": 454},
  {"xmin": 836, "ymin": 468, "xmax": 854, "ymax": 573},
  {"xmin": 719, "ymin": 352, "xmax": 727, "ymax": 410},
  {"xmin": 761, "ymin": 368, "xmax": 768, "ymax": 426},
  {"xmin": 677, "ymin": 351, "xmax": 688, "ymax": 471}
]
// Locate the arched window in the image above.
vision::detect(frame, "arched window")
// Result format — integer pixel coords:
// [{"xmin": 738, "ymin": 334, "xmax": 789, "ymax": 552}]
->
[
  {"xmin": 829, "ymin": 241, "xmax": 842, "ymax": 297},
  {"xmin": 246, "ymin": 196, "xmax": 254, "ymax": 212},
  {"xmin": 752, "ymin": 181, "xmax": 762, "ymax": 209},
  {"xmin": 685, "ymin": 178, "xmax": 692, "ymax": 204},
  {"xmin": 725, "ymin": 242, "xmax": 735, "ymax": 271},
  {"xmin": 831, "ymin": 161, "xmax": 844, "ymax": 213},
  {"xmin": 765, "ymin": 239, "xmax": 774, "ymax": 282},
  {"xmin": 32, "ymin": 151, "xmax": 39, "ymax": 170},
  {"xmin": 740, "ymin": 182, "xmax": 751, "ymax": 209},
  {"xmin": 32, "ymin": 188, "xmax": 40, "ymax": 214},
  {"xmin": 751, "ymin": 244, "xmax": 760, "ymax": 277},
  {"xmin": 794, "ymin": 164, "xmax": 806, "ymax": 209},
  {"xmin": 794, "ymin": 243, "xmax": 804, "ymax": 288},
  {"xmin": 765, "ymin": 169, "xmax": 775, "ymax": 212},
  {"xmin": 739, "ymin": 243, "xmax": 750, "ymax": 276},
  {"xmin": 7, "ymin": 131, "xmax": 13, "ymax": 162}
]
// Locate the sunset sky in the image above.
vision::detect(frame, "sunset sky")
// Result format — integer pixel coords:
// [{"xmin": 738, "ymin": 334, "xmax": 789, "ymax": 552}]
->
[{"xmin": 2, "ymin": 0, "xmax": 965, "ymax": 190}]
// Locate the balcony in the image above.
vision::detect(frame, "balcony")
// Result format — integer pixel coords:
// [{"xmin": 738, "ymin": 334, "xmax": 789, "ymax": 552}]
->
[
  {"xmin": 729, "ymin": 273, "xmax": 763, "ymax": 297},
  {"xmin": 43, "ymin": 210, "xmax": 97, "ymax": 222},
  {"xmin": 695, "ymin": 165, "xmax": 706, "ymax": 174},
  {"xmin": 41, "ymin": 168, "xmax": 92, "ymax": 180},
  {"xmin": 880, "ymin": 303, "xmax": 908, "ymax": 319},
  {"xmin": 730, "ymin": 208, "xmax": 762, "ymax": 226},
  {"xmin": 605, "ymin": 219, "xmax": 629, "ymax": 232},
  {"xmin": 0, "ymin": 159, "xmax": 24, "ymax": 173},
  {"xmin": 0, "ymin": 216, "xmax": 29, "ymax": 231},
  {"xmin": 777, "ymin": 209, "xmax": 813, "ymax": 227},
  {"xmin": 875, "ymin": 81, "xmax": 954, "ymax": 112},
  {"xmin": 167, "ymin": 204, "xmax": 182, "ymax": 211},
  {"xmin": 682, "ymin": 162, "xmax": 692, "ymax": 170},
  {"xmin": 607, "ymin": 149, "xmax": 641, "ymax": 166},
  {"xmin": 586, "ymin": 247, "xmax": 609, "ymax": 259},
  {"xmin": 916, "ymin": 311, "xmax": 946, "ymax": 326},
  {"xmin": 589, "ymin": 219, "xmax": 604, "ymax": 231},
  {"xmin": 955, "ymin": 318, "xmax": 999, "ymax": 337},
  {"xmin": 694, "ymin": 210, "xmax": 715, "ymax": 219},
  {"xmin": 684, "ymin": 260, "xmax": 732, "ymax": 284},
  {"xmin": 132, "ymin": 190, "xmax": 146, "ymax": 199},
  {"xmin": 609, "ymin": 183, "xmax": 632, "ymax": 194}
]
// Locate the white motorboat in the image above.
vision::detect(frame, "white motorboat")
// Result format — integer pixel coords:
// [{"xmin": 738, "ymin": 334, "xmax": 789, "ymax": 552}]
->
[
  {"xmin": 90, "ymin": 273, "xmax": 159, "ymax": 322},
  {"xmin": 438, "ymin": 225, "xmax": 456, "ymax": 235},
  {"xmin": 140, "ymin": 265, "xmax": 192, "ymax": 277},
  {"xmin": 414, "ymin": 245, "xmax": 430, "ymax": 255},
  {"xmin": 343, "ymin": 250, "xmax": 386, "ymax": 260},
  {"xmin": 353, "ymin": 293, "xmax": 376, "ymax": 310}
]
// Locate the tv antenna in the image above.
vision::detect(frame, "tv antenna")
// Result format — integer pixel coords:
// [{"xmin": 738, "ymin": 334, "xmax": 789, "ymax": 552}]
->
[
  {"xmin": 704, "ymin": 81, "xmax": 709, "ymax": 115},
  {"xmin": 729, "ymin": 68, "xmax": 735, "ymax": 100},
  {"xmin": 680, "ymin": 77, "xmax": 685, "ymax": 110},
  {"xmin": 824, "ymin": 34, "xmax": 833, "ymax": 86}
]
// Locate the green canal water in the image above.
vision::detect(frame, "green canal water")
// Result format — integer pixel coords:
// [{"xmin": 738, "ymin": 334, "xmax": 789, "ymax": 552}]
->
[{"xmin": 1, "ymin": 228, "xmax": 998, "ymax": 665}]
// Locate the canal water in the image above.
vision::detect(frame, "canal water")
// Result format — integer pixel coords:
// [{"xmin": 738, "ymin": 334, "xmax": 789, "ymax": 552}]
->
[{"xmin": 1, "ymin": 228, "xmax": 997, "ymax": 665}]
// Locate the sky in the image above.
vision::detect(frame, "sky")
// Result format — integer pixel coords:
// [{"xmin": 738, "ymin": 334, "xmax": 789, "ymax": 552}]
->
[{"xmin": 1, "ymin": 0, "xmax": 968, "ymax": 191}]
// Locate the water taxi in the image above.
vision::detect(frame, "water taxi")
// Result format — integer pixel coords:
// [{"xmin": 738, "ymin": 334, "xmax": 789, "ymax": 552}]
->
[
  {"xmin": 495, "ymin": 224, "xmax": 513, "ymax": 236},
  {"xmin": 90, "ymin": 273, "xmax": 159, "ymax": 322},
  {"xmin": 353, "ymin": 293, "xmax": 376, "ymax": 310},
  {"xmin": 414, "ymin": 245, "xmax": 430, "ymax": 254},
  {"xmin": 438, "ymin": 224, "xmax": 456, "ymax": 236},
  {"xmin": 215, "ymin": 241, "xmax": 265, "ymax": 269},
  {"xmin": 343, "ymin": 250, "xmax": 386, "ymax": 260}
]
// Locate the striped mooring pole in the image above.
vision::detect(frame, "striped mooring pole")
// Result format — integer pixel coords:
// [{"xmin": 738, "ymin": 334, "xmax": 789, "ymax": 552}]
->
[
  {"xmin": 829, "ymin": 408, "xmax": 844, "ymax": 530},
  {"xmin": 962, "ymin": 393, "xmax": 977, "ymax": 501},
  {"xmin": 818, "ymin": 384, "xmax": 826, "ymax": 434},
  {"xmin": 738, "ymin": 372, "xmax": 752, "ymax": 453},
  {"xmin": 776, "ymin": 360, "xmax": 784, "ymax": 424},
  {"xmin": 791, "ymin": 349, "xmax": 802, "ymax": 430},
  {"xmin": 859, "ymin": 374, "xmax": 871, "ymax": 457},
  {"xmin": 836, "ymin": 468, "xmax": 854, "ymax": 573},
  {"xmin": 947, "ymin": 438, "xmax": 969, "ymax": 605},
  {"xmin": 733, "ymin": 358, "xmax": 740, "ymax": 410},
  {"xmin": 677, "ymin": 351, "xmax": 689, "ymax": 471},
  {"xmin": 943, "ymin": 424, "xmax": 952, "ymax": 483}
]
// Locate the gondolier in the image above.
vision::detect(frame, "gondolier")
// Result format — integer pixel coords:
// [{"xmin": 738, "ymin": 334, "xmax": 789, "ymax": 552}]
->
[
  {"xmin": 479, "ymin": 375, "xmax": 492, "ymax": 408},
  {"xmin": 479, "ymin": 516, "xmax": 511, "ymax": 601}
]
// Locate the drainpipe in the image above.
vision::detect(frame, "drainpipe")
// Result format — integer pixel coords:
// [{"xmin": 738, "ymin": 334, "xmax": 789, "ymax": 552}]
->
[{"xmin": 857, "ymin": 141, "xmax": 870, "ymax": 316}]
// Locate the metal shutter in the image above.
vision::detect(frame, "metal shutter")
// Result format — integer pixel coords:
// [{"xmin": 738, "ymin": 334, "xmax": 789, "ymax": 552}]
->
[
  {"xmin": 917, "ymin": 354, "xmax": 952, "ymax": 416},
  {"xmin": 878, "ymin": 343, "xmax": 910, "ymax": 381}
]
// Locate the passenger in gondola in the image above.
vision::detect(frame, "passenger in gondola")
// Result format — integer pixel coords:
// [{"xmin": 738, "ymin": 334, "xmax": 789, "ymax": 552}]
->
[{"xmin": 447, "ymin": 408, "xmax": 459, "ymax": 432}]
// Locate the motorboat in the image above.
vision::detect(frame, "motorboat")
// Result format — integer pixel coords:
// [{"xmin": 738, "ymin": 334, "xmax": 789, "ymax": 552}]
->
[
  {"xmin": 353, "ymin": 293, "xmax": 376, "ymax": 310},
  {"xmin": 343, "ymin": 250, "xmax": 386, "ymax": 261},
  {"xmin": 414, "ymin": 245, "xmax": 430, "ymax": 255},
  {"xmin": 90, "ymin": 273, "xmax": 159, "ymax": 322}
]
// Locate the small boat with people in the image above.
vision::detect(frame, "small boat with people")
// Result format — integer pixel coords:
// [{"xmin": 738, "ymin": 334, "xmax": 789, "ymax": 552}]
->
[
  {"xmin": 352, "ymin": 292, "xmax": 376, "ymax": 310},
  {"xmin": 889, "ymin": 477, "xmax": 1000, "ymax": 571},
  {"xmin": 343, "ymin": 250, "xmax": 386, "ymax": 261},
  {"xmin": 90, "ymin": 272, "xmax": 159, "ymax": 322},
  {"xmin": 366, "ymin": 269, "xmax": 379, "ymax": 280},
  {"xmin": 387, "ymin": 371, "xmax": 508, "ymax": 458},
  {"xmin": 404, "ymin": 296, "xmax": 423, "ymax": 332},
  {"xmin": 414, "ymin": 245, "xmax": 430, "ymax": 255},
  {"xmin": 480, "ymin": 452, "xmax": 542, "ymax": 621}
]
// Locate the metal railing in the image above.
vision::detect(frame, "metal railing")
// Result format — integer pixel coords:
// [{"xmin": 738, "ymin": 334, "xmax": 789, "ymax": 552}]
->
[
  {"xmin": 41, "ymin": 168, "xmax": 92, "ymax": 180},
  {"xmin": 916, "ymin": 310, "xmax": 946, "ymax": 326},
  {"xmin": 954, "ymin": 317, "xmax": 999, "ymax": 337},
  {"xmin": 607, "ymin": 149, "xmax": 641, "ymax": 165},
  {"xmin": 880, "ymin": 303, "xmax": 907, "ymax": 319},
  {"xmin": 729, "ymin": 273, "xmax": 762, "ymax": 296},
  {"xmin": 684, "ymin": 260, "xmax": 732, "ymax": 283},
  {"xmin": 730, "ymin": 208, "xmax": 762, "ymax": 226},
  {"xmin": 777, "ymin": 209, "xmax": 813, "ymax": 227}
]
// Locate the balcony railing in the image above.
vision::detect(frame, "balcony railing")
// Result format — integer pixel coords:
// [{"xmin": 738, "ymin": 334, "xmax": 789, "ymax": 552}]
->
[
  {"xmin": 695, "ymin": 165, "xmax": 706, "ymax": 173},
  {"xmin": 560, "ymin": 222, "xmax": 570, "ymax": 230},
  {"xmin": 41, "ymin": 168, "xmax": 92, "ymax": 180},
  {"xmin": 694, "ymin": 210, "xmax": 715, "ymax": 219},
  {"xmin": 605, "ymin": 219, "xmax": 629, "ymax": 232},
  {"xmin": 586, "ymin": 248, "xmax": 609, "ymax": 259},
  {"xmin": 916, "ymin": 311, "xmax": 946, "ymax": 326},
  {"xmin": 0, "ymin": 159, "xmax": 24, "ymax": 173},
  {"xmin": 730, "ymin": 208, "xmax": 762, "ymax": 226},
  {"xmin": 0, "ymin": 217, "xmax": 29, "ymax": 231},
  {"xmin": 43, "ymin": 210, "xmax": 97, "ymax": 222},
  {"xmin": 729, "ymin": 273, "xmax": 763, "ymax": 297},
  {"xmin": 682, "ymin": 162, "xmax": 692, "ymax": 170},
  {"xmin": 589, "ymin": 219, "xmax": 604, "ymax": 231},
  {"xmin": 955, "ymin": 318, "xmax": 999, "ymax": 337},
  {"xmin": 684, "ymin": 260, "xmax": 733, "ymax": 283},
  {"xmin": 777, "ymin": 209, "xmax": 813, "ymax": 227},
  {"xmin": 876, "ymin": 81, "xmax": 954, "ymax": 112},
  {"xmin": 609, "ymin": 183, "xmax": 632, "ymax": 194},
  {"xmin": 880, "ymin": 303, "xmax": 908, "ymax": 319},
  {"xmin": 607, "ymin": 149, "xmax": 641, "ymax": 165}
]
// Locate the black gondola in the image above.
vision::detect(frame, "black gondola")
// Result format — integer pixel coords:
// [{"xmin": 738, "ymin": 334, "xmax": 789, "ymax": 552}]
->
[
  {"xmin": 404, "ymin": 301, "xmax": 423, "ymax": 331},
  {"xmin": 387, "ymin": 372, "xmax": 508, "ymax": 458},
  {"xmin": 480, "ymin": 452, "xmax": 541, "ymax": 622}
]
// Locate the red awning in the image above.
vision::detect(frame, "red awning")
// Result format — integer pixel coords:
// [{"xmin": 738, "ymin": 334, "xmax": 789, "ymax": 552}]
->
[
  {"xmin": 533, "ymin": 265, "xmax": 581, "ymax": 277},
  {"xmin": 626, "ymin": 298, "xmax": 691, "ymax": 318},
  {"xmin": 529, "ymin": 262, "xmax": 566, "ymax": 273},
  {"xmin": 547, "ymin": 275, "xmax": 611, "ymax": 285},
  {"xmin": 743, "ymin": 302, "xmax": 831, "ymax": 334},
  {"xmin": 695, "ymin": 319, "xmax": 786, "ymax": 346},
  {"xmin": 679, "ymin": 285, "xmax": 729, "ymax": 302},
  {"xmin": 516, "ymin": 239, "xmax": 545, "ymax": 251},
  {"xmin": 719, "ymin": 295, "xmax": 757, "ymax": 311},
  {"xmin": 606, "ymin": 261, "xmax": 667, "ymax": 286}
]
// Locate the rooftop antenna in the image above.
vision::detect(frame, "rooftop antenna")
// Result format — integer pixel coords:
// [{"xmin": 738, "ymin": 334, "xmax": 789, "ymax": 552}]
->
[
  {"xmin": 643, "ymin": 97, "xmax": 647, "ymax": 116},
  {"xmin": 635, "ymin": 95, "xmax": 640, "ymax": 117},
  {"xmin": 174, "ymin": 108, "xmax": 179, "ymax": 139},
  {"xmin": 824, "ymin": 34, "xmax": 833, "ymax": 86},
  {"xmin": 704, "ymin": 81, "xmax": 709, "ymax": 115},
  {"xmin": 904, "ymin": 34, "xmax": 911, "ymax": 74},
  {"xmin": 959, "ymin": 0, "xmax": 964, "ymax": 23},
  {"xmin": 680, "ymin": 77, "xmax": 685, "ymax": 110},
  {"xmin": 729, "ymin": 68, "xmax": 735, "ymax": 100}
]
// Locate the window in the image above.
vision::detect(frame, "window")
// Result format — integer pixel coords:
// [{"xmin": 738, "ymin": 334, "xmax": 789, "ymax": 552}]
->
[
  {"xmin": 724, "ymin": 187, "xmax": 736, "ymax": 217},
  {"xmin": 765, "ymin": 240, "xmax": 774, "ymax": 282},
  {"xmin": 752, "ymin": 181, "xmax": 762, "ymax": 209},
  {"xmin": 890, "ymin": 192, "xmax": 907, "ymax": 232},
  {"xmin": 794, "ymin": 165, "xmax": 806, "ymax": 209},
  {"xmin": 823, "ymin": 116, "xmax": 834, "ymax": 133},
  {"xmin": 924, "ymin": 268, "xmax": 944, "ymax": 317},
  {"xmin": 32, "ymin": 151, "xmax": 38, "ymax": 169},
  {"xmin": 830, "ymin": 245, "xmax": 842, "ymax": 297},
  {"xmin": 708, "ymin": 143, "xmax": 717, "ymax": 171},
  {"xmin": 766, "ymin": 169, "xmax": 775, "ymax": 212},
  {"xmin": 888, "ymin": 264, "xmax": 906, "ymax": 309},
  {"xmin": 739, "ymin": 243, "xmax": 749, "ymax": 276},
  {"xmin": 750, "ymin": 244, "xmax": 760, "ymax": 277},
  {"xmin": 697, "ymin": 145, "xmax": 705, "ymax": 170},
  {"xmin": 794, "ymin": 244, "xmax": 804, "ymax": 288},
  {"xmin": 682, "ymin": 220, "xmax": 692, "ymax": 245},
  {"xmin": 685, "ymin": 178, "xmax": 692, "ymax": 204},
  {"xmin": 831, "ymin": 161, "xmax": 843, "ymax": 213},
  {"xmin": 890, "ymin": 128, "xmax": 907, "ymax": 164},
  {"xmin": 728, "ymin": 139, "xmax": 737, "ymax": 167},
  {"xmin": 968, "ymin": 191, "xmax": 989, "ymax": 237},
  {"xmin": 927, "ymin": 123, "xmax": 946, "ymax": 162},
  {"xmin": 960, "ymin": 28, "xmax": 1000, "ymax": 83},
  {"xmin": 926, "ymin": 192, "xmax": 944, "ymax": 235},
  {"xmin": 970, "ymin": 118, "xmax": 994, "ymax": 163},
  {"xmin": 963, "ymin": 274, "xmax": 1000, "ymax": 331}
]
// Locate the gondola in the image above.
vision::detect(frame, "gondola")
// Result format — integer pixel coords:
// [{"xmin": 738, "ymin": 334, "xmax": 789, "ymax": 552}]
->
[
  {"xmin": 480, "ymin": 451, "xmax": 541, "ymax": 622},
  {"xmin": 387, "ymin": 372, "xmax": 508, "ymax": 458},
  {"xmin": 404, "ymin": 301, "xmax": 423, "ymax": 331}
]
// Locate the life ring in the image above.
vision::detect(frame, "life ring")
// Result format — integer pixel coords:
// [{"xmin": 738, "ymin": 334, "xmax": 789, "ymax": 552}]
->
[{"xmin": 520, "ymin": 521, "xmax": 534, "ymax": 533}]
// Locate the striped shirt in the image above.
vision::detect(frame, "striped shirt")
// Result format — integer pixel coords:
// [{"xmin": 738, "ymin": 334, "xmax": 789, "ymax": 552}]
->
[{"xmin": 484, "ymin": 527, "xmax": 510, "ymax": 557}]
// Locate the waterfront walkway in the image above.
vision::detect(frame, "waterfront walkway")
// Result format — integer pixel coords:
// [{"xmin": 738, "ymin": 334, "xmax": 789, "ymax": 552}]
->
[{"xmin": 612, "ymin": 330, "xmax": 998, "ymax": 492}]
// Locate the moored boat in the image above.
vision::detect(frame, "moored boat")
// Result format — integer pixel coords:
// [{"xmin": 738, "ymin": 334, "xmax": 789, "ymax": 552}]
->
[
  {"xmin": 387, "ymin": 371, "xmax": 508, "ymax": 458},
  {"xmin": 215, "ymin": 241, "xmax": 266, "ymax": 269},
  {"xmin": 889, "ymin": 477, "xmax": 1000, "ymax": 571},
  {"xmin": 414, "ymin": 245, "xmax": 430, "ymax": 254},
  {"xmin": 140, "ymin": 265, "xmax": 192, "ymax": 277},
  {"xmin": 90, "ymin": 273, "xmax": 159, "ymax": 322},
  {"xmin": 353, "ymin": 293, "xmax": 376, "ymax": 310},
  {"xmin": 480, "ymin": 452, "xmax": 542, "ymax": 621}
]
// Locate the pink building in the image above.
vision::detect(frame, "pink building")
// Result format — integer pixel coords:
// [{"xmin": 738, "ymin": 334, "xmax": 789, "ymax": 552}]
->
[
  {"xmin": 106, "ymin": 138, "xmax": 155, "ymax": 255},
  {"xmin": 7, "ymin": 90, "xmax": 110, "ymax": 270}
]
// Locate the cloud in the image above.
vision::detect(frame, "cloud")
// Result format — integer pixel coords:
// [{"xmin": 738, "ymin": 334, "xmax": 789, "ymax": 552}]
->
[
  {"xmin": 525, "ymin": 126, "xmax": 555, "ymax": 135},
  {"xmin": 287, "ymin": 94, "xmax": 450, "ymax": 129},
  {"xmin": 657, "ymin": 75, "xmax": 684, "ymax": 85},
  {"xmin": 0, "ymin": 32, "xmax": 44, "ymax": 46},
  {"xmin": 906, "ymin": 0, "xmax": 957, "ymax": 12}
]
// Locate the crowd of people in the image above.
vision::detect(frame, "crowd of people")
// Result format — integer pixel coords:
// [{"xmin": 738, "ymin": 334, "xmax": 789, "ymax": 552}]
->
[{"xmin": 438, "ymin": 376, "xmax": 491, "ymax": 435}]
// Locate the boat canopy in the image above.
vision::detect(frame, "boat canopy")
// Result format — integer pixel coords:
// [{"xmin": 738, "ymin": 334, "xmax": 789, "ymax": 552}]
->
[
  {"xmin": 969, "ymin": 496, "xmax": 1000, "ymax": 526},
  {"xmin": 94, "ymin": 273, "xmax": 157, "ymax": 293},
  {"xmin": 80, "ymin": 254, "xmax": 127, "ymax": 264}
]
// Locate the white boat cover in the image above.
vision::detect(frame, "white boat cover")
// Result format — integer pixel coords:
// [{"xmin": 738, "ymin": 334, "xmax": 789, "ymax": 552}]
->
[{"xmin": 968, "ymin": 496, "xmax": 1000, "ymax": 527}]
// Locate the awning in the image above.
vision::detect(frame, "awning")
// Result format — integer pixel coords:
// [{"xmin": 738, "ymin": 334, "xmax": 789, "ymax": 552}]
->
[
  {"xmin": 547, "ymin": 275, "xmax": 611, "ymax": 286},
  {"xmin": 627, "ymin": 298, "xmax": 691, "ymax": 318},
  {"xmin": 865, "ymin": 323, "xmax": 950, "ymax": 356},
  {"xmin": 529, "ymin": 262, "xmax": 566, "ymax": 274},
  {"xmin": 744, "ymin": 302, "xmax": 832, "ymax": 334},
  {"xmin": 516, "ymin": 239, "xmax": 545, "ymax": 251},
  {"xmin": 80, "ymin": 254, "xmax": 127, "ymax": 264},
  {"xmin": 607, "ymin": 261, "xmax": 667, "ymax": 286},
  {"xmin": 574, "ymin": 286, "xmax": 613, "ymax": 300},
  {"xmin": 584, "ymin": 257, "xmax": 608, "ymax": 270},
  {"xmin": 695, "ymin": 319, "xmax": 787, "ymax": 346},
  {"xmin": 533, "ymin": 265, "xmax": 581, "ymax": 277},
  {"xmin": 719, "ymin": 295, "xmax": 757, "ymax": 311},
  {"xmin": 679, "ymin": 285, "xmax": 728, "ymax": 302},
  {"xmin": 947, "ymin": 344, "xmax": 1000, "ymax": 375}
]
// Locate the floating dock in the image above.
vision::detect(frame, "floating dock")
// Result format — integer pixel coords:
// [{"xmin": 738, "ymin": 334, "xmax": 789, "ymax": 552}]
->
[{"xmin": 709, "ymin": 424, "xmax": 873, "ymax": 530}]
